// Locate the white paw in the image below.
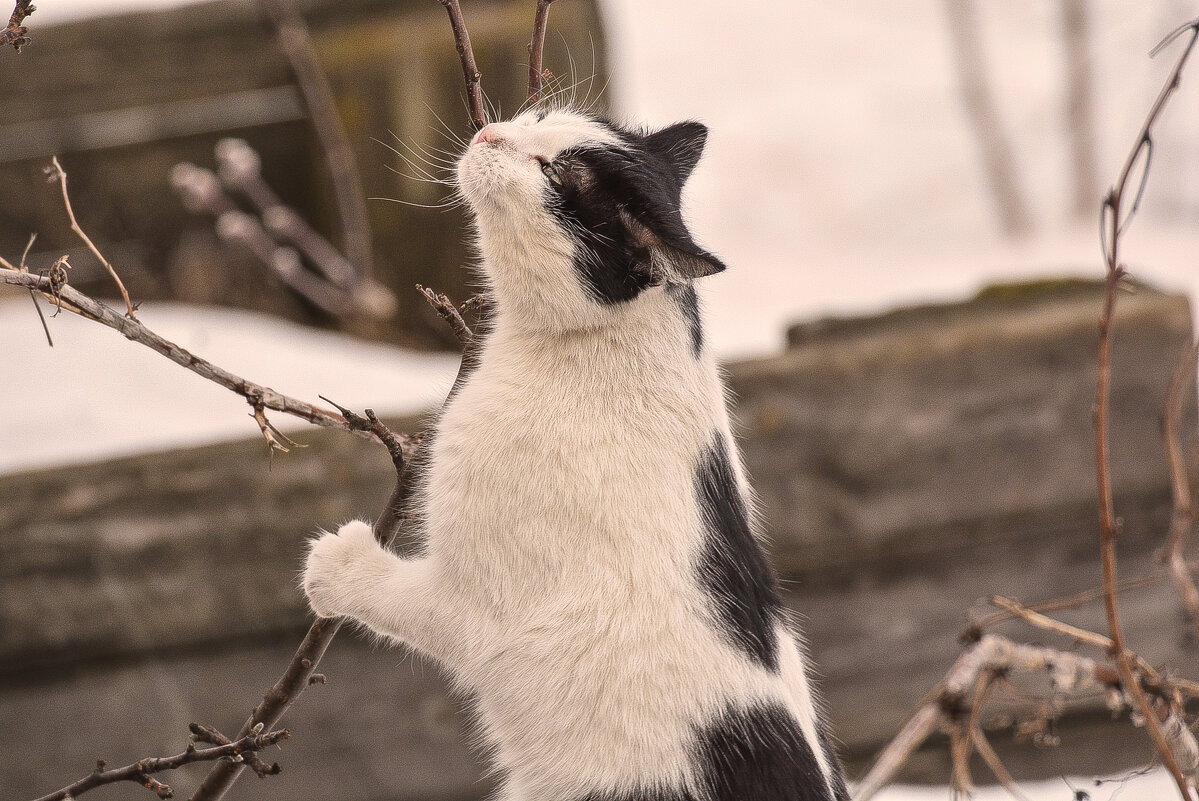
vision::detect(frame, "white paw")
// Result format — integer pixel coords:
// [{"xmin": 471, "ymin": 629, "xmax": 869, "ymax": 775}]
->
[{"xmin": 302, "ymin": 520, "xmax": 380, "ymax": 618}]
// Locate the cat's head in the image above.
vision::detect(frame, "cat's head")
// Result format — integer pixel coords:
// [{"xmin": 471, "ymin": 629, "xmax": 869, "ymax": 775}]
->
[{"xmin": 456, "ymin": 108, "xmax": 724, "ymax": 332}]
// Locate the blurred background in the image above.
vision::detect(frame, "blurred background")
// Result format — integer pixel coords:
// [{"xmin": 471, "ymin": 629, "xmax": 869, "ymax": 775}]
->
[{"xmin": 3, "ymin": 1, "xmax": 1199, "ymax": 799}]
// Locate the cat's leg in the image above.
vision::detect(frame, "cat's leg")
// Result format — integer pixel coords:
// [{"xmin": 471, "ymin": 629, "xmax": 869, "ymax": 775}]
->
[{"xmin": 302, "ymin": 520, "xmax": 456, "ymax": 660}]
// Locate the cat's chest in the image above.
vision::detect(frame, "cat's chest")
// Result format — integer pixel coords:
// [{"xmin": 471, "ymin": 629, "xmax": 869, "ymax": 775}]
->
[
  {"xmin": 441, "ymin": 332, "xmax": 713, "ymax": 450},
  {"xmin": 424, "ymin": 331, "xmax": 720, "ymax": 535}
]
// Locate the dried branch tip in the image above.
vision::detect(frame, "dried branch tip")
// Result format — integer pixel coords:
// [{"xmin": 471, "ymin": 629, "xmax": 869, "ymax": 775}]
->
[
  {"xmin": 3, "ymin": 0, "xmax": 34, "ymax": 52},
  {"xmin": 527, "ymin": 0, "xmax": 558, "ymax": 103},
  {"xmin": 249, "ymin": 401, "xmax": 306, "ymax": 464},
  {"xmin": 45, "ymin": 156, "xmax": 138, "ymax": 318},
  {"xmin": 417, "ymin": 283, "xmax": 474, "ymax": 345},
  {"xmin": 437, "ymin": 0, "xmax": 487, "ymax": 130}
]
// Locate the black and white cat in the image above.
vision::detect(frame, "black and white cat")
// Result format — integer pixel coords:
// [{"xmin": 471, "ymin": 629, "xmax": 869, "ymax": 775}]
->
[{"xmin": 302, "ymin": 108, "xmax": 849, "ymax": 801}]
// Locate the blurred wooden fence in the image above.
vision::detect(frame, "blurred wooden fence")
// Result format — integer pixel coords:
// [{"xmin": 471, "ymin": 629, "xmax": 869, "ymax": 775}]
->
[{"xmin": 0, "ymin": 0, "xmax": 607, "ymax": 346}]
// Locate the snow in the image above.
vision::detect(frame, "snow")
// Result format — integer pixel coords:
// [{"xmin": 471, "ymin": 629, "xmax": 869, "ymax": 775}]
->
[
  {"xmin": 598, "ymin": 0, "xmax": 1199, "ymax": 359},
  {"xmin": 873, "ymin": 767, "xmax": 1176, "ymax": 801},
  {"xmin": 0, "ymin": 300, "xmax": 459, "ymax": 474}
]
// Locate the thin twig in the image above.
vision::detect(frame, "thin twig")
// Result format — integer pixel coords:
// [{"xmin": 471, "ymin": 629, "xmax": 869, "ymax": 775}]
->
[
  {"xmin": 986, "ymin": 596, "xmax": 1165, "ymax": 687},
  {"xmin": 188, "ymin": 620, "xmax": 340, "ymax": 801},
  {"xmin": 853, "ymin": 634, "xmax": 1199, "ymax": 801},
  {"xmin": 256, "ymin": 0, "xmax": 375, "ymax": 280},
  {"xmin": 1095, "ymin": 17, "xmax": 1199, "ymax": 800},
  {"xmin": 416, "ymin": 283, "xmax": 474, "ymax": 345},
  {"xmin": 969, "ymin": 562, "xmax": 1199, "ymax": 633},
  {"xmin": 250, "ymin": 403, "xmax": 307, "ymax": 466},
  {"xmin": 46, "ymin": 157, "xmax": 137, "ymax": 318},
  {"xmin": 527, "ymin": 0, "xmax": 557, "ymax": 103},
  {"xmin": 1, "ymin": 0, "xmax": 33, "ymax": 52},
  {"xmin": 4, "ymin": 233, "xmax": 53, "ymax": 346},
  {"xmin": 988, "ymin": 596, "xmax": 1114, "ymax": 650},
  {"xmin": 437, "ymin": 0, "xmax": 487, "ymax": 130},
  {"xmin": 187, "ymin": 723, "xmax": 281, "ymax": 778},
  {"xmin": 947, "ymin": 718, "xmax": 973, "ymax": 799},
  {"xmin": 318, "ymin": 396, "xmax": 405, "ymax": 474},
  {"xmin": 0, "ymin": 268, "xmax": 398, "ymax": 445},
  {"xmin": 970, "ymin": 725, "xmax": 1032, "ymax": 801},
  {"xmin": 173, "ymin": 155, "xmax": 396, "ymax": 320},
  {"xmin": 32, "ymin": 728, "xmax": 289, "ymax": 801}
]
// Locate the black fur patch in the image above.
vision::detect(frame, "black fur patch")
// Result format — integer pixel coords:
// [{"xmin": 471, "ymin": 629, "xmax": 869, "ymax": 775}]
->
[
  {"xmin": 546, "ymin": 146, "xmax": 661, "ymax": 304},
  {"xmin": 694, "ymin": 434, "xmax": 782, "ymax": 670},
  {"xmin": 570, "ymin": 704, "xmax": 841, "ymax": 801},
  {"xmin": 694, "ymin": 704, "xmax": 837, "ymax": 801},
  {"xmin": 545, "ymin": 119, "xmax": 724, "ymax": 306},
  {"xmin": 666, "ymin": 281, "xmax": 703, "ymax": 357},
  {"xmin": 575, "ymin": 790, "xmax": 697, "ymax": 801}
]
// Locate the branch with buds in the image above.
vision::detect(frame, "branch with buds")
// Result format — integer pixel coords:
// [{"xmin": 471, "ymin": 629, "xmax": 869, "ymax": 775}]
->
[
  {"xmin": 171, "ymin": 141, "xmax": 396, "ymax": 321},
  {"xmin": 32, "ymin": 725, "xmax": 289, "ymax": 801}
]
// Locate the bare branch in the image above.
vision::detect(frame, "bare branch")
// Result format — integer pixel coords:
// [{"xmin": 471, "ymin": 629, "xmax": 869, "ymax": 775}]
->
[
  {"xmin": 189, "ymin": 620, "xmax": 340, "ymax": 801},
  {"xmin": 214, "ymin": 139, "xmax": 354, "ymax": 290},
  {"xmin": 1094, "ymin": 17, "xmax": 1199, "ymax": 799},
  {"xmin": 1, "ymin": 0, "xmax": 33, "ymax": 52},
  {"xmin": 0, "ymin": 268, "xmax": 392, "ymax": 443},
  {"xmin": 968, "ymin": 561, "xmax": 1199, "ymax": 633},
  {"xmin": 187, "ymin": 723, "xmax": 281, "ymax": 778},
  {"xmin": 970, "ymin": 725, "xmax": 1032, "ymax": 801},
  {"xmin": 32, "ymin": 728, "xmax": 289, "ymax": 801},
  {"xmin": 853, "ymin": 634, "xmax": 1199, "ymax": 801},
  {"xmin": 255, "ymin": 0, "xmax": 376, "ymax": 280},
  {"xmin": 188, "ymin": 289, "xmax": 475, "ymax": 801},
  {"xmin": 437, "ymin": 0, "xmax": 487, "ymax": 131},
  {"xmin": 527, "ymin": 0, "xmax": 558, "ymax": 103},
  {"xmin": 171, "ymin": 161, "xmax": 395, "ymax": 320},
  {"xmin": 853, "ymin": 703, "xmax": 940, "ymax": 801},
  {"xmin": 941, "ymin": 0, "xmax": 1032, "ymax": 237},
  {"xmin": 417, "ymin": 283, "xmax": 474, "ymax": 345},
  {"xmin": 46, "ymin": 157, "xmax": 138, "ymax": 318}
]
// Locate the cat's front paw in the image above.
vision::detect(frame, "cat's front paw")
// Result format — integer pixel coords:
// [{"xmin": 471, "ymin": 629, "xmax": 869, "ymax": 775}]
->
[{"xmin": 303, "ymin": 520, "xmax": 381, "ymax": 619}]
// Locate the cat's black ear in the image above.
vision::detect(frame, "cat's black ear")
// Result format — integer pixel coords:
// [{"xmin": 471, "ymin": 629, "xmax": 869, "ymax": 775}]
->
[
  {"xmin": 620, "ymin": 207, "xmax": 726, "ymax": 282},
  {"xmin": 645, "ymin": 121, "xmax": 708, "ymax": 185},
  {"xmin": 658, "ymin": 243, "xmax": 726, "ymax": 281}
]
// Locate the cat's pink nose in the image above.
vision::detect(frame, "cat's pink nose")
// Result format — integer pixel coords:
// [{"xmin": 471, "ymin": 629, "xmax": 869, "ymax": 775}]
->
[{"xmin": 475, "ymin": 125, "xmax": 501, "ymax": 145}]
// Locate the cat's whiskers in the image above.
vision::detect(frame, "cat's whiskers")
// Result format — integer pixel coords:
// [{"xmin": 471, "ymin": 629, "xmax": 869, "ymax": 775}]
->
[
  {"xmin": 377, "ymin": 135, "xmax": 464, "ymax": 191},
  {"xmin": 369, "ymin": 194, "xmax": 467, "ymax": 211},
  {"xmin": 425, "ymin": 103, "xmax": 472, "ymax": 150}
]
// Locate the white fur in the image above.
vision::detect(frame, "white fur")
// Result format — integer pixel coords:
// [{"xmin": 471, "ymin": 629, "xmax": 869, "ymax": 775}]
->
[{"xmin": 303, "ymin": 109, "xmax": 836, "ymax": 800}]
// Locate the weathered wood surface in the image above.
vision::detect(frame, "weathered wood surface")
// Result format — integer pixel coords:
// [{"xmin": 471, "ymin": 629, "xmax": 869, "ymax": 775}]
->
[
  {"xmin": 2, "ymin": 282, "xmax": 1197, "ymax": 798},
  {"xmin": 0, "ymin": 0, "xmax": 607, "ymax": 347}
]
